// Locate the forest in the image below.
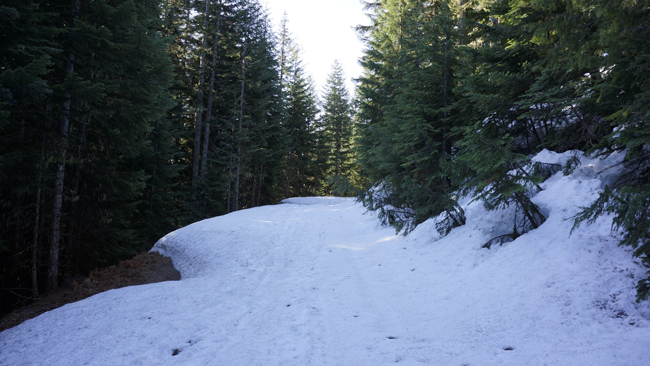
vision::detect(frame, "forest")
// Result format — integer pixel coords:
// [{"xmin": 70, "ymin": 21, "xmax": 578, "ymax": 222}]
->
[{"xmin": 1, "ymin": 0, "xmax": 648, "ymax": 317}]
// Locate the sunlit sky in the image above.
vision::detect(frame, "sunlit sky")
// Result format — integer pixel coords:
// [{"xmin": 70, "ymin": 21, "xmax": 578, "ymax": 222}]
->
[{"xmin": 261, "ymin": 0, "xmax": 369, "ymax": 98}]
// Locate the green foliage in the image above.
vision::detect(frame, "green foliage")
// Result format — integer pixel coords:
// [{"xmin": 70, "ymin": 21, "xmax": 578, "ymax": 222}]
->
[
  {"xmin": 327, "ymin": 174, "xmax": 361, "ymax": 197},
  {"xmin": 355, "ymin": 0, "xmax": 647, "ymax": 274},
  {"xmin": 0, "ymin": 0, "xmax": 318, "ymax": 314},
  {"xmin": 358, "ymin": 184, "xmax": 416, "ymax": 234},
  {"xmin": 356, "ymin": 0, "xmax": 465, "ymax": 233},
  {"xmin": 321, "ymin": 60, "xmax": 357, "ymax": 195},
  {"xmin": 568, "ymin": 0, "xmax": 650, "ymax": 302},
  {"xmin": 0, "ymin": 0, "xmax": 179, "ymax": 313},
  {"xmin": 435, "ymin": 205, "xmax": 466, "ymax": 237},
  {"xmin": 277, "ymin": 16, "xmax": 322, "ymax": 198}
]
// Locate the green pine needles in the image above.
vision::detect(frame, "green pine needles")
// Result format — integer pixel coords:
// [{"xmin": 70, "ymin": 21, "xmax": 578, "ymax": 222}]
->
[{"xmin": 355, "ymin": 0, "xmax": 650, "ymax": 301}]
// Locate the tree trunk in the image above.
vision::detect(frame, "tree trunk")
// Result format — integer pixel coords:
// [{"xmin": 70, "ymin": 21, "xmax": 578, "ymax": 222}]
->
[
  {"xmin": 457, "ymin": 0, "xmax": 466, "ymax": 46},
  {"xmin": 528, "ymin": 118, "xmax": 546, "ymax": 148},
  {"xmin": 163, "ymin": 0, "xmax": 171, "ymax": 20},
  {"xmin": 250, "ymin": 169, "xmax": 257, "ymax": 208},
  {"xmin": 31, "ymin": 191, "xmax": 41, "ymax": 297},
  {"xmin": 11, "ymin": 191, "xmax": 22, "ymax": 285},
  {"xmin": 148, "ymin": 119, "xmax": 158, "ymax": 240},
  {"xmin": 66, "ymin": 115, "xmax": 87, "ymax": 276},
  {"xmin": 201, "ymin": 7, "xmax": 221, "ymax": 178},
  {"xmin": 48, "ymin": 55, "xmax": 75, "ymax": 292},
  {"xmin": 48, "ymin": 0, "xmax": 80, "ymax": 293},
  {"xmin": 31, "ymin": 143, "xmax": 47, "ymax": 297},
  {"xmin": 285, "ymin": 125, "xmax": 294, "ymax": 198},
  {"xmin": 336, "ymin": 124, "xmax": 341, "ymax": 176},
  {"xmin": 257, "ymin": 164, "xmax": 264, "ymax": 207},
  {"xmin": 192, "ymin": 0, "xmax": 211, "ymax": 191},
  {"xmin": 226, "ymin": 171, "xmax": 232, "ymax": 213},
  {"xmin": 442, "ymin": 5, "xmax": 451, "ymax": 156},
  {"xmin": 234, "ymin": 47, "xmax": 246, "ymax": 212},
  {"xmin": 9, "ymin": 113, "xmax": 27, "ymax": 294}
]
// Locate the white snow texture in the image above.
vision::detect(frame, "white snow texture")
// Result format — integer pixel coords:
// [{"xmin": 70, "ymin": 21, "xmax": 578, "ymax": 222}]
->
[{"xmin": 1, "ymin": 150, "xmax": 649, "ymax": 366}]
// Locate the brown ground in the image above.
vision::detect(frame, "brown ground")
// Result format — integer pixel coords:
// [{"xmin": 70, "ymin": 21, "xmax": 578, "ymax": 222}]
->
[{"xmin": 0, "ymin": 251, "xmax": 180, "ymax": 333}]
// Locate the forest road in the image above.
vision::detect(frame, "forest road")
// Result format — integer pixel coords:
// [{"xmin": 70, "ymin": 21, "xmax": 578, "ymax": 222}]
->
[{"xmin": 190, "ymin": 198, "xmax": 412, "ymax": 365}]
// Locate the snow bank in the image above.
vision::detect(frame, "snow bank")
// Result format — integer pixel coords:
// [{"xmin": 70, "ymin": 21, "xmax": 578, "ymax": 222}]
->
[{"xmin": 1, "ymin": 151, "xmax": 648, "ymax": 366}]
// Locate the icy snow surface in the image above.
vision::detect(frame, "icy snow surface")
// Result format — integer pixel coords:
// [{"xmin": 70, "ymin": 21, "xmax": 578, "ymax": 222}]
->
[{"xmin": 1, "ymin": 150, "xmax": 649, "ymax": 366}]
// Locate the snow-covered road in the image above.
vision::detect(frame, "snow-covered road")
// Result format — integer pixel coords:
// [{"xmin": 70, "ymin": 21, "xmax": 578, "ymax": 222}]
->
[
  {"xmin": 150, "ymin": 197, "xmax": 418, "ymax": 365},
  {"xmin": 1, "ymin": 151, "xmax": 650, "ymax": 365}
]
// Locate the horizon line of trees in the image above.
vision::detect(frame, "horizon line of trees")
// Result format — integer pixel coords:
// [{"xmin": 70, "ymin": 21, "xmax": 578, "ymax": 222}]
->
[{"xmin": 0, "ymin": 0, "xmax": 358, "ymax": 317}]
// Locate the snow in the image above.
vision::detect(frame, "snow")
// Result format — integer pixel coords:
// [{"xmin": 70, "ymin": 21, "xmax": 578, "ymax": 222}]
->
[{"xmin": 1, "ymin": 151, "xmax": 649, "ymax": 366}]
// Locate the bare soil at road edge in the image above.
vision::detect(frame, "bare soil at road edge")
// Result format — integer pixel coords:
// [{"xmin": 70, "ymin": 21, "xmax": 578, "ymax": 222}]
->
[{"xmin": 0, "ymin": 252, "xmax": 180, "ymax": 333}]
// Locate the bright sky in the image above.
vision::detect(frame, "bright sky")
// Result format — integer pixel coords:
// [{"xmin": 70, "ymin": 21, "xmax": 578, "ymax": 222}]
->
[{"xmin": 262, "ymin": 0, "xmax": 369, "ymax": 98}]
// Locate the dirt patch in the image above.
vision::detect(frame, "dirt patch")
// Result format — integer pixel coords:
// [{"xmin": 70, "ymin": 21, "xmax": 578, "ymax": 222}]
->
[{"xmin": 0, "ymin": 252, "xmax": 179, "ymax": 333}]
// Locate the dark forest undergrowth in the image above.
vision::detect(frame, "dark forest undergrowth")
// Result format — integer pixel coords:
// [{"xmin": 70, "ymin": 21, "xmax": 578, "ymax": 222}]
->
[{"xmin": 0, "ymin": 252, "xmax": 179, "ymax": 333}]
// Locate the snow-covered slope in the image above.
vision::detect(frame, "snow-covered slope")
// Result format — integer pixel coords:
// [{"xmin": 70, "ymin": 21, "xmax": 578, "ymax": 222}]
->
[{"xmin": 1, "ymin": 151, "xmax": 648, "ymax": 366}]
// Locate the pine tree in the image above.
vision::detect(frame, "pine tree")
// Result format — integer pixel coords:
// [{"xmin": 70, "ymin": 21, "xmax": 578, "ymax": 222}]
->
[
  {"xmin": 277, "ymin": 15, "xmax": 321, "ymax": 198},
  {"xmin": 356, "ymin": 0, "xmax": 650, "ymax": 301},
  {"xmin": 448, "ymin": 0, "xmax": 555, "ymax": 246},
  {"xmin": 202, "ymin": 0, "xmax": 285, "ymax": 212},
  {"xmin": 571, "ymin": 0, "xmax": 650, "ymax": 301},
  {"xmin": 57, "ymin": 0, "xmax": 176, "ymax": 274},
  {"xmin": 356, "ymin": 0, "xmax": 465, "ymax": 233},
  {"xmin": 0, "ymin": 0, "xmax": 60, "ymax": 308},
  {"xmin": 0, "ymin": 0, "xmax": 177, "ymax": 312},
  {"xmin": 321, "ymin": 61, "xmax": 356, "ymax": 196},
  {"xmin": 191, "ymin": 0, "xmax": 213, "ymax": 194},
  {"xmin": 0, "ymin": 0, "xmax": 333, "ymax": 316}
]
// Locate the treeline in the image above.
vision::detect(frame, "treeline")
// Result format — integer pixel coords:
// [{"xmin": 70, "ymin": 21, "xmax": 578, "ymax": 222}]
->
[
  {"xmin": 355, "ymin": 0, "xmax": 650, "ymax": 300},
  {"xmin": 0, "ymin": 0, "xmax": 357, "ymax": 316}
]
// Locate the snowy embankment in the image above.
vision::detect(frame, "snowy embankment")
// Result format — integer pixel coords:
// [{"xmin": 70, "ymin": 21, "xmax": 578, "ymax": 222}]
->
[{"xmin": 1, "ymin": 151, "xmax": 649, "ymax": 366}]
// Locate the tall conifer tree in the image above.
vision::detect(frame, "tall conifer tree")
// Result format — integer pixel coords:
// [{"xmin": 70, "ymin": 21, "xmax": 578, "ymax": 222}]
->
[
  {"xmin": 277, "ymin": 15, "xmax": 321, "ymax": 198},
  {"xmin": 321, "ymin": 61, "xmax": 356, "ymax": 195},
  {"xmin": 356, "ymin": 0, "xmax": 465, "ymax": 233}
]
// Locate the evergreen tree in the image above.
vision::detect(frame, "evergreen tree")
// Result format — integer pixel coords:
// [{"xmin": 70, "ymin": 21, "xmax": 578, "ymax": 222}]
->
[
  {"xmin": 0, "ymin": 0, "xmax": 177, "ymax": 312},
  {"xmin": 356, "ymin": 0, "xmax": 465, "ymax": 233},
  {"xmin": 205, "ymin": 0, "xmax": 284, "ymax": 212},
  {"xmin": 321, "ymin": 61, "xmax": 356, "ymax": 196},
  {"xmin": 0, "ymin": 0, "xmax": 60, "ymax": 302},
  {"xmin": 354, "ymin": 0, "xmax": 650, "ymax": 300},
  {"xmin": 447, "ymin": 0, "xmax": 619, "ymax": 247},
  {"xmin": 284, "ymin": 53, "xmax": 320, "ymax": 197},
  {"xmin": 162, "ymin": 0, "xmax": 285, "ymax": 217},
  {"xmin": 277, "ymin": 15, "xmax": 321, "ymax": 198},
  {"xmin": 571, "ymin": 0, "xmax": 650, "ymax": 301},
  {"xmin": 56, "ymin": 0, "xmax": 176, "ymax": 276},
  {"xmin": 191, "ymin": 0, "xmax": 214, "ymax": 194}
]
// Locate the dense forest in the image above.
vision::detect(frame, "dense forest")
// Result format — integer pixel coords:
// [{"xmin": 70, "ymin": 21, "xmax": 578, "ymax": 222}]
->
[
  {"xmin": 0, "ymin": 0, "xmax": 358, "ymax": 315},
  {"xmin": 1, "ymin": 0, "xmax": 649, "ymax": 317}
]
